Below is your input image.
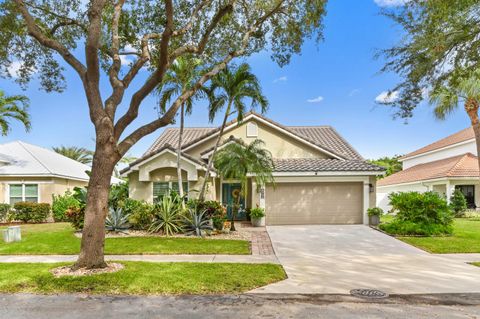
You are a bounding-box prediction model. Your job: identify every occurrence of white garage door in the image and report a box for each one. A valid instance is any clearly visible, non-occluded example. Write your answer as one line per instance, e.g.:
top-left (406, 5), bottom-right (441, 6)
top-left (265, 182), bottom-right (363, 225)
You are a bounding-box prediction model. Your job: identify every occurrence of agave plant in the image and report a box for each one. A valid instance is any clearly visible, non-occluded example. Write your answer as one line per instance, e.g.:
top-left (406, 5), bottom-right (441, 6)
top-left (105, 207), bottom-right (131, 233)
top-left (149, 192), bottom-right (183, 236)
top-left (183, 206), bottom-right (213, 237)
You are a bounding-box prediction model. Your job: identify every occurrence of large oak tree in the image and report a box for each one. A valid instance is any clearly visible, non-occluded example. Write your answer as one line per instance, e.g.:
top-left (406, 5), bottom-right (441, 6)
top-left (0, 0), bottom-right (327, 269)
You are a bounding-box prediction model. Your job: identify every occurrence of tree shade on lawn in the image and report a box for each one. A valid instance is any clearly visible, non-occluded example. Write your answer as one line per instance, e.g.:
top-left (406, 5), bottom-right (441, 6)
top-left (1, 0), bottom-right (328, 269)
top-left (0, 262), bottom-right (286, 295)
top-left (0, 223), bottom-right (250, 255)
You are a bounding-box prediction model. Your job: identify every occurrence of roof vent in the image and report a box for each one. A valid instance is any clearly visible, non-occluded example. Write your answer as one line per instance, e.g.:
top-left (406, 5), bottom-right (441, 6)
top-left (246, 122), bottom-right (258, 137)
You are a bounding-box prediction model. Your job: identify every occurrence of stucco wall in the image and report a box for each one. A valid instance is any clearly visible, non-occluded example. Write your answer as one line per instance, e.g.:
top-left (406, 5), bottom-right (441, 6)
top-left (402, 140), bottom-right (477, 169)
top-left (376, 182), bottom-right (429, 212)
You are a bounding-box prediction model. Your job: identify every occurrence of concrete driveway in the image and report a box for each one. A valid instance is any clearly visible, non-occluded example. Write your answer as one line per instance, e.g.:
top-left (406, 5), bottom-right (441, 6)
top-left (252, 225), bottom-right (480, 294)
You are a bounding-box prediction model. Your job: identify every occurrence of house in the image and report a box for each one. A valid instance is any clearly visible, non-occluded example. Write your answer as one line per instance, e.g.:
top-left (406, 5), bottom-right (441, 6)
top-left (0, 141), bottom-right (120, 205)
top-left (377, 127), bottom-right (480, 211)
top-left (122, 112), bottom-right (384, 225)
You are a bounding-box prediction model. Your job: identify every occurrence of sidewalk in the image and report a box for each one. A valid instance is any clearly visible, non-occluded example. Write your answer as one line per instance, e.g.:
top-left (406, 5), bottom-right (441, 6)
top-left (0, 254), bottom-right (279, 264)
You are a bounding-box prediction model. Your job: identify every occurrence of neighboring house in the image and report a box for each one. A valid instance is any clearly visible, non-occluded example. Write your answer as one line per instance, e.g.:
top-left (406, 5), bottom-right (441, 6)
top-left (121, 112), bottom-right (384, 225)
top-left (377, 127), bottom-right (480, 211)
top-left (0, 141), bottom-right (120, 205)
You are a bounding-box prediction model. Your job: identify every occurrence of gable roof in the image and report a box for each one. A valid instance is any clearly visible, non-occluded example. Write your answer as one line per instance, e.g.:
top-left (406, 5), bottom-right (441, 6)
top-left (402, 127), bottom-right (474, 160)
top-left (273, 158), bottom-right (384, 173)
top-left (145, 112), bottom-right (363, 160)
top-left (0, 141), bottom-right (92, 181)
top-left (378, 153), bottom-right (479, 187)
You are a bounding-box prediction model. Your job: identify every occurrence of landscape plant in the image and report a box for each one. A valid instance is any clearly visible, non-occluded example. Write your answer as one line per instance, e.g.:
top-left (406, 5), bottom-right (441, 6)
top-left (0, 90), bottom-right (31, 136)
top-left (250, 207), bottom-right (265, 219)
top-left (11, 202), bottom-right (50, 223)
top-left (124, 199), bottom-right (154, 230)
top-left (52, 191), bottom-right (80, 222)
top-left (0, 204), bottom-right (10, 222)
top-left (450, 189), bottom-right (468, 217)
top-left (105, 207), bottom-right (130, 233)
top-left (379, 191), bottom-right (454, 236)
top-left (149, 193), bottom-right (183, 236)
top-left (1, 0), bottom-right (328, 269)
top-left (187, 199), bottom-right (226, 230)
top-left (183, 206), bottom-right (213, 237)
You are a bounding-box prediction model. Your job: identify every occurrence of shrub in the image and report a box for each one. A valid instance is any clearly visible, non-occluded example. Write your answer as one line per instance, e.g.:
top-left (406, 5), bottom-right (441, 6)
top-left (382, 191), bottom-right (454, 236)
top-left (250, 207), bottom-right (265, 218)
top-left (367, 207), bottom-right (384, 217)
top-left (149, 193), bottom-right (183, 236)
top-left (52, 191), bottom-right (80, 222)
top-left (124, 198), bottom-right (154, 230)
top-left (105, 207), bottom-right (130, 233)
top-left (450, 189), bottom-right (468, 217)
top-left (65, 206), bottom-right (84, 230)
top-left (187, 199), bottom-right (226, 230)
top-left (0, 203), bottom-right (10, 222)
top-left (183, 206), bottom-right (213, 237)
top-left (11, 202), bottom-right (50, 223)
top-left (109, 182), bottom-right (129, 210)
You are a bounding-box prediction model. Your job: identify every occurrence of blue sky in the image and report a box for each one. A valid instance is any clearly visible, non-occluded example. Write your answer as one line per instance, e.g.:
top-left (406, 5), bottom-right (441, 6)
top-left (0, 0), bottom-right (472, 159)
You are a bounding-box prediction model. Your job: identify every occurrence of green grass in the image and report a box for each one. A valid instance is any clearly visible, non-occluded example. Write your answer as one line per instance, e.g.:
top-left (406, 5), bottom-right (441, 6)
top-left (472, 262), bottom-right (480, 267)
top-left (388, 218), bottom-right (480, 254)
top-left (0, 223), bottom-right (250, 255)
top-left (0, 262), bottom-right (286, 294)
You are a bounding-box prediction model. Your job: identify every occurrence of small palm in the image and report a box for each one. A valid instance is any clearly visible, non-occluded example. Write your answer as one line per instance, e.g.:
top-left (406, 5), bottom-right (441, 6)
top-left (0, 90), bottom-right (31, 136)
top-left (52, 146), bottom-right (93, 164)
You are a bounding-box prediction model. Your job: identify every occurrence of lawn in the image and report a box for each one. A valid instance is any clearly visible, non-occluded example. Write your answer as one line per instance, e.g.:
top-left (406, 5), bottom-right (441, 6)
top-left (0, 261), bottom-right (286, 294)
top-left (381, 217), bottom-right (480, 254)
top-left (0, 223), bottom-right (250, 255)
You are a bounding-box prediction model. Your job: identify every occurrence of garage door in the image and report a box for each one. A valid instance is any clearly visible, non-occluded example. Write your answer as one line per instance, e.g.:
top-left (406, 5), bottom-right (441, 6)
top-left (265, 182), bottom-right (363, 225)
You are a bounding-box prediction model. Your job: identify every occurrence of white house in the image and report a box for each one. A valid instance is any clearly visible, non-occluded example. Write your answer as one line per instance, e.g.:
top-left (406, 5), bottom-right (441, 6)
top-left (377, 127), bottom-right (480, 211)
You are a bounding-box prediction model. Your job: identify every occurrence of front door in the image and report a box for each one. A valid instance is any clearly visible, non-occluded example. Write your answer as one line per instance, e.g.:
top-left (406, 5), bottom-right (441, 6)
top-left (455, 185), bottom-right (476, 208)
top-left (222, 183), bottom-right (246, 220)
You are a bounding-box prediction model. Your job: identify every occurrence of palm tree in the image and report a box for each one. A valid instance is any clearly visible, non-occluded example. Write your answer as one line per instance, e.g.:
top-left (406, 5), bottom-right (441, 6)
top-left (214, 139), bottom-right (274, 231)
top-left (157, 56), bottom-right (204, 201)
top-left (53, 146), bottom-right (93, 164)
top-left (199, 63), bottom-right (268, 201)
top-left (430, 69), bottom-right (480, 183)
top-left (0, 90), bottom-right (31, 135)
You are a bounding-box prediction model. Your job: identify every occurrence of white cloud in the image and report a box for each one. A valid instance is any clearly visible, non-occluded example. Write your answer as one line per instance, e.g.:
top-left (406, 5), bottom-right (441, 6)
top-left (7, 61), bottom-right (37, 78)
top-left (374, 0), bottom-right (409, 7)
top-left (273, 76), bottom-right (287, 83)
top-left (375, 90), bottom-right (399, 103)
top-left (307, 96), bottom-right (324, 103)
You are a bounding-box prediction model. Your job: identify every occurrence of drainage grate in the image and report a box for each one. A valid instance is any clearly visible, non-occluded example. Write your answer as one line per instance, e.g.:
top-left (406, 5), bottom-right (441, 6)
top-left (350, 289), bottom-right (389, 299)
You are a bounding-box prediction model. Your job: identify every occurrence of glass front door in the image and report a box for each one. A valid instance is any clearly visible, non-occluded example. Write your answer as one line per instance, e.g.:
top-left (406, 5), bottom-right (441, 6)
top-left (222, 183), bottom-right (246, 220)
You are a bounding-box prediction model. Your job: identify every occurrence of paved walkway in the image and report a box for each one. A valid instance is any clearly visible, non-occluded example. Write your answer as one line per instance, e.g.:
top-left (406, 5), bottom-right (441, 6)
top-left (0, 254), bottom-right (279, 264)
top-left (252, 225), bottom-right (480, 295)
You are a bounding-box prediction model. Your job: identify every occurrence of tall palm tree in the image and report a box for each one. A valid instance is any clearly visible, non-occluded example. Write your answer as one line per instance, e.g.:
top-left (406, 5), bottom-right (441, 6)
top-left (53, 146), bottom-right (93, 164)
top-left (157, 56), bottom-right (204, 201)
top-left (214, 139), bottom-right (274, 231)
top-left (199, 63), bottom-right (268, 201)
top-left (430, 69), bottom-right (480, 183)
top-left (0, 90), bottom-right (31, 135)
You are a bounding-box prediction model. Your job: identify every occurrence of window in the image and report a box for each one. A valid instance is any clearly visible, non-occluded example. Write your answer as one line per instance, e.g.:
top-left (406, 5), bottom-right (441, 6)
top-left (246, 122), bottom-right (258, 137)
top-left (9, 184), bottom-right (39, 204)
top-left (153, 181), bottom-right (189, 202)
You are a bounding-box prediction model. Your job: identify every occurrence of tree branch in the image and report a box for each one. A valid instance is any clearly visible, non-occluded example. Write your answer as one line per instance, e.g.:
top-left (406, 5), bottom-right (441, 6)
top-left (172, 0), bottom-right (212, 37)
top-left (13, 0), bottom-right (87, 78)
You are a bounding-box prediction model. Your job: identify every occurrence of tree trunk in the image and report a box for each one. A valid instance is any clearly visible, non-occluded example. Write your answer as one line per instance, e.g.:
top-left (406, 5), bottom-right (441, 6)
top-left (465, 97), bottom-right (480, 184)
top-left (198, 101), bottom-right (232, 201)
top-left (74, 144), bottom-right (117, 270)
top-left (177, 103), bottom-right (185, 209)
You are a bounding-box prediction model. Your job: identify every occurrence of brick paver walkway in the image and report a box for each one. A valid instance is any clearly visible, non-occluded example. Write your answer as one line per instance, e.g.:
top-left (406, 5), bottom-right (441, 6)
top-left (251, 231), bottom-right (275, 255)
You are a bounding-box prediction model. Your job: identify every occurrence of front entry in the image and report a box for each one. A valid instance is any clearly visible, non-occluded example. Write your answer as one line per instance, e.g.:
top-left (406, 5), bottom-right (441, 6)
top-left (222, 183), bottom-right (246, 220)
top-left (455, 185), bottom-right (476, 208)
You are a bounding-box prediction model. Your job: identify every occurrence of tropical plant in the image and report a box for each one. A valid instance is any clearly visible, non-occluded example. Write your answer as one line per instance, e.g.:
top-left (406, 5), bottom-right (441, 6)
top-left (157, 56), bottom-right (204, 201)
top-left (250, 207), bottom-right (265, 219)
top-left (183, 206), bottom-right (213, 237)
top-left (187, 199), bottom-right (226, 230)
top-left (367, 207), bottom-right (384, 217)
top-left (52, 191), bottom-right (80, 222)
top-left (1, 0), bottom-right (327, 269)
top-left (52, 146), bottom-right (93, 164)
top-left (214, 139), bottom-right (274, 231)
top-left (123, 198), bottom-right (154, 230)
top-left (109, 182), bottom-right (129, 210)
top-left (199, 63), bottom-right (269, 201)
top-left (105, 207), bottom-right (131, 233)
top-left (450, 189), bottom-right (468, 217)
top-left (65, 206), bottom-right (84, 230)
top-left (149, 193), bottom-right (183, 236)
top-left (0, 90), bottom-right (31, 135)
top-left (368, 156), bottom-right (402, 178)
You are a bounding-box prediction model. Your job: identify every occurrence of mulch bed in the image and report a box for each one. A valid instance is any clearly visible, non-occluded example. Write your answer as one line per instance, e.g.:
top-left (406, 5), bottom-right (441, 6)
top-left (50, 263), bottom-right (124, 278)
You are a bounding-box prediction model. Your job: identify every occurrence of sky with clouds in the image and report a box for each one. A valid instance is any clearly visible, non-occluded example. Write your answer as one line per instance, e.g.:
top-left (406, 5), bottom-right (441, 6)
top-left (1, 0), bottom-right (472, 159)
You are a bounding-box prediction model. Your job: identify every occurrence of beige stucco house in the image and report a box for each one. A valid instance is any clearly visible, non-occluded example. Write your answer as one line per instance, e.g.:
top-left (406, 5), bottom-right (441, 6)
top-left (377, 127), bottom-right (480, 211)
top-left (0, 141), bottom-right (118, 205)
top-left (122, 112), bottom-right (383, 225)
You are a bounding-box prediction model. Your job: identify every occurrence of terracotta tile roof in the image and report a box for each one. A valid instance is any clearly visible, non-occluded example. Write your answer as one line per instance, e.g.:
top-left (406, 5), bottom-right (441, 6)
top-left (378, 153), bottom-right (480, 187)
top-left (402, 127), bottom-right (474, 159)
top-left (145, 112), bottom-right (363, 160)
top-left (273, 158), bottom-right (384, 172)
